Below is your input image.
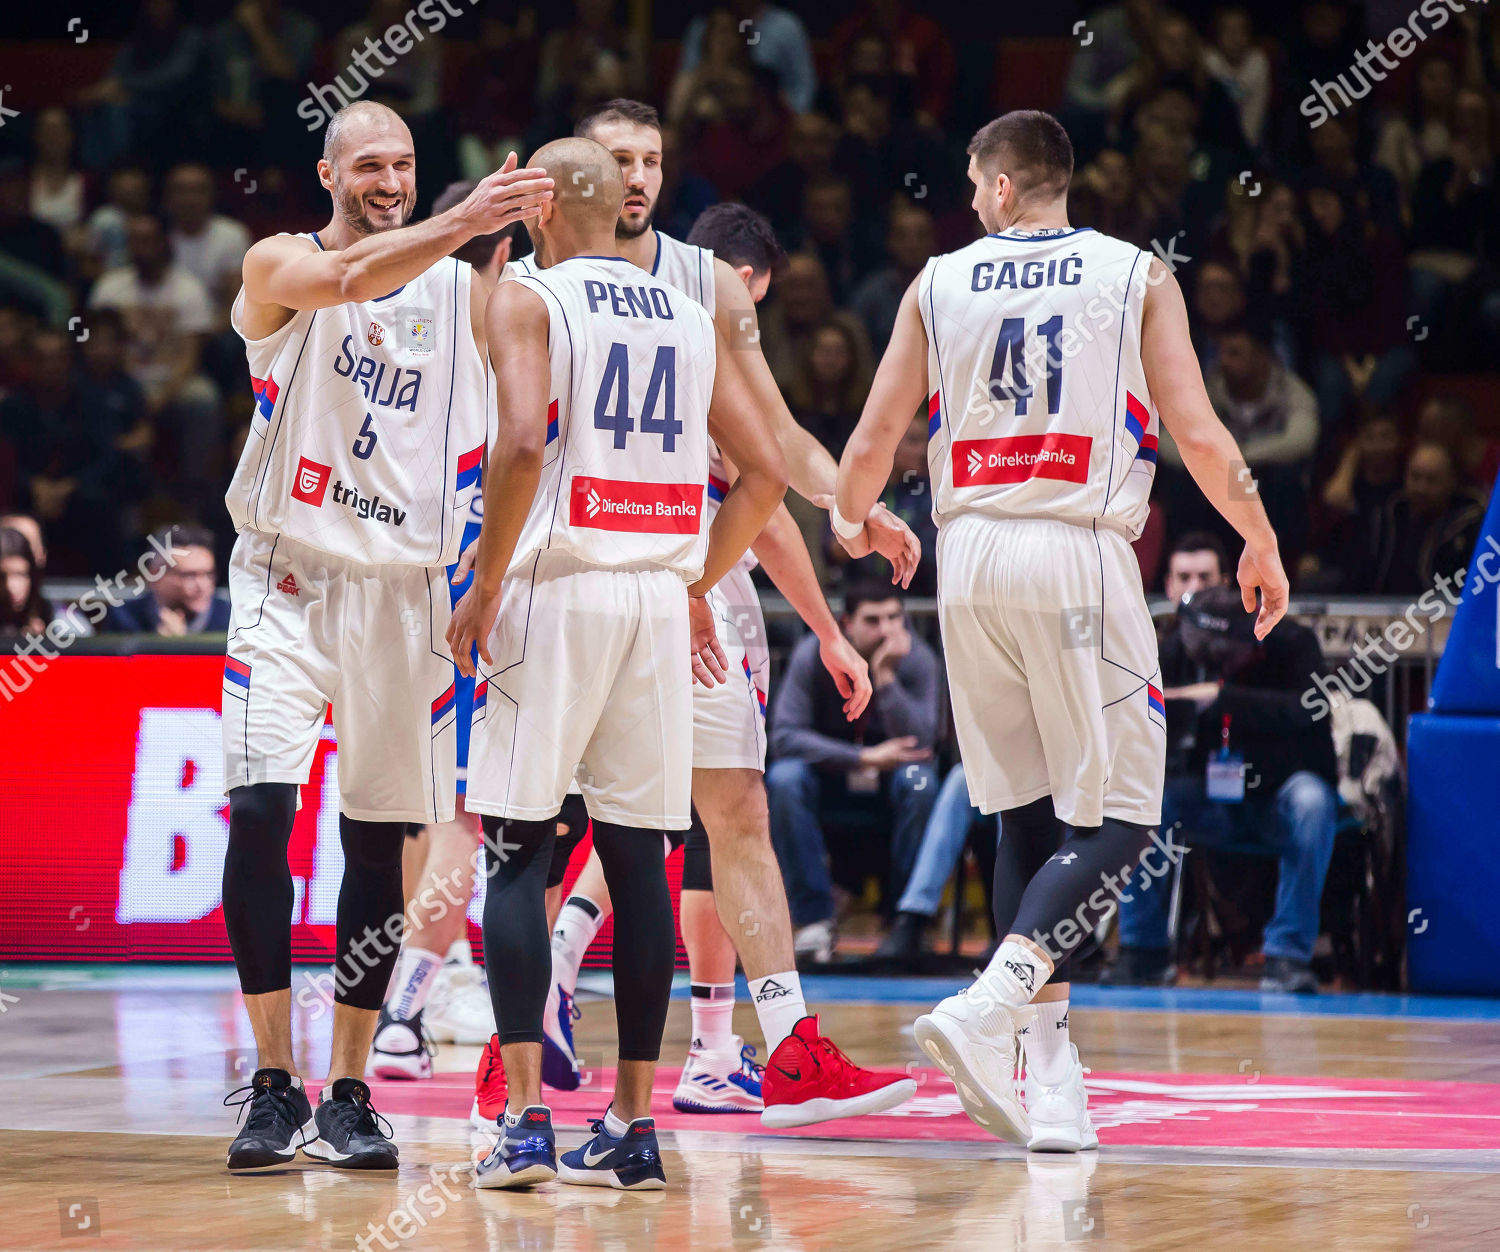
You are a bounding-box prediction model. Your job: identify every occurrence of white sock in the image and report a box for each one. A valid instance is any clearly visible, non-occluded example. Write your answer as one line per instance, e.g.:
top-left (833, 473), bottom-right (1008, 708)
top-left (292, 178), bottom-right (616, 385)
top-left (748, 971), bottom-right (807, 1052)
top-left (604, 1107), bottom-right (631, 1138)
top-left (386, 946), bottom-right (443, 1020)
top-left (1019, 998), bottom-right (1073, 1086)
top-left (689, 983), bottom-right (736, 1053)
top-left (551, 895), bottom-right (604, 997)
top-left (445, 935), bottom-right (473, 965)
top-left (978, 940), bottom-right (1051, 1009)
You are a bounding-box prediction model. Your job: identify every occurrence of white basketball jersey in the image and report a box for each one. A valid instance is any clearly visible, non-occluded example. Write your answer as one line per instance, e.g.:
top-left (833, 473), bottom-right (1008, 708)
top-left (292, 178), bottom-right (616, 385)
top-left (226, 235), bottom-right (487, 567)
top-left (920, 226), bottom-right (1157, 540)
top-left (505, 255), bottom-right (716, 580)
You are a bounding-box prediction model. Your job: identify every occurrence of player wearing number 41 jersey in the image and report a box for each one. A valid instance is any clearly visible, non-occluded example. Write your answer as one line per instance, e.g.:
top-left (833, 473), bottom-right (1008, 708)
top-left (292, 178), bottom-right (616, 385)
top-left (447, 136), bottom-right (786, 1191)
top-left (837, 109), bottom-right (1289, 1153)
top-left (216, 101), bottom-right (554, 1174)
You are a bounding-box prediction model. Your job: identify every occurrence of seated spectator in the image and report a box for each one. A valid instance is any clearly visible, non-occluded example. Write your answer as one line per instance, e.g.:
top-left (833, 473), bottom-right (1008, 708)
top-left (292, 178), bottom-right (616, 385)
top-left (1360, 441), bottom-right (1486, 595)
top-left (828, 0), bottom-right (957, 129)
top-left (1300, 410), bottom-right (1405, 591)
top-left (746, 112), bottom-right (839, 242)
top-left (1159, 317), bottom-right (1319, 557)
top-left (792, 175), bottom-right (870, 305)
top-left (1307, 114), bottom-right (1403, 237)
top-left (1106, 584), bottom-right (1340, 994)
top-left (783, 320), bottom-right (874, 458)
top-left (1417, 394), bottom-right (1500, 495)
top-left (83, 164), bottom-right (153, 279)
top-left (767, 583), bottom-right (940, 963)
top-left (206, 0), bottom-right (320, 170)
top-left (1117, 10), bottom-right (1247, 156)
top-left (1190, 259), bottom-right (1248, 374)
top-left (76, 0), bottom-right (205, 168)
top-left (163, 164), bottom-right (252, 329)
top-left (1203, 6), bottom-right (1270, 148)
top-left (0, 160), bottom-right (69, 324)
top-left (756, 252), bottom-right (874, 392)
top-left (536, 0), bottom-right (648, 116)
top-left (849, 202), bottom-right (935, 353)
top-left (1373, 53), bottom-right (1459, 211)
top-left (0, 513), bottom-right (46, 569)
top-left (0, 525), bottom-right (53, 638)
top-left (1302, 178), bottom-right (1413, 433)
top-left (102, 525), bottom-right (228, 635)
top-left (1062, 0), bottom-right (1162, 149)
top-left (89, 212), bottom-right (222, 520)
top-left (680, 1), bottom-right (816, 116)
top-left (877, 761), bottom-right (995, 964)
top-left (1163, 530), bottom-right (1230, 607)
top-left (28, 107), bottom-right (89, 243)
top-left (1069, 148), bottom-right (1151, 246)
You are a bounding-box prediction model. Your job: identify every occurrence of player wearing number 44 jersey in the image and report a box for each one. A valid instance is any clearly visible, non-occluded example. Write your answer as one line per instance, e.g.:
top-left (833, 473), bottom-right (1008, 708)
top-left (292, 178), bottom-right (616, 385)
top-left (510, 100), bottom-right (918, 1128)
top-left (446, 136), bottom-right (787, 1191)
top-left (837, 110), bottom-right (1290, 1153)
top-left (217, 101), bottom-right (555, 1173)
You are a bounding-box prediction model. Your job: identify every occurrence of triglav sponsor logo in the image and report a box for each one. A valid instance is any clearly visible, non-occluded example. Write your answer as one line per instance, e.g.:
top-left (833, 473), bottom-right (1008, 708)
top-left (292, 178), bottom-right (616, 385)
top-left (291, 457), bottom-right (332, 507)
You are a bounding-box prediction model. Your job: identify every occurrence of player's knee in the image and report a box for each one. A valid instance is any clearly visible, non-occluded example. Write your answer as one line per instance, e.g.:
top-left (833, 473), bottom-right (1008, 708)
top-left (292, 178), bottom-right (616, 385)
top-left (337, 816), bottom-right (408, 872)
top-left (681, 838), bottom-right (714, 892)
top-left (227, 783), bottom-right (297, 851)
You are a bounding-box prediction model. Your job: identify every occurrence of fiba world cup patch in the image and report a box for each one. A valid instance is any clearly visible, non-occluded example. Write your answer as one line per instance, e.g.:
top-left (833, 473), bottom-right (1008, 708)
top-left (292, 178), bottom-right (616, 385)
top-left (397, 307), bottom-right (436, 357)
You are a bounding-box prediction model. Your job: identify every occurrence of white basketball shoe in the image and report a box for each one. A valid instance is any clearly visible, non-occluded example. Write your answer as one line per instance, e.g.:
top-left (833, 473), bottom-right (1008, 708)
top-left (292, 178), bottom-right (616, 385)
top-left (913, 986), bottom-right (1029, 1144)
top-left (1024, 1044), bottom-right (1099, 1153)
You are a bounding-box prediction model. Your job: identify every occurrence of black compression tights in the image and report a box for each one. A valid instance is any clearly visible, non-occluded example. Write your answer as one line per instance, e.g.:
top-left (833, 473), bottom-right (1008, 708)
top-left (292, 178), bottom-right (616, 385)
top-left (994, 795), bottom-right (1156, 982)
top-left (482, 816), bottom-right (676, 1061)
top-left (223, 785), bottom-right (407, 1009)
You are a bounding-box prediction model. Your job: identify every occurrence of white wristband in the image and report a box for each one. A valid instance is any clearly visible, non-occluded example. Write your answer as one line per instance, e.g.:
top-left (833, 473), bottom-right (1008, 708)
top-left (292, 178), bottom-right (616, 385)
top-left (829, 501), bottom-right (865, 541)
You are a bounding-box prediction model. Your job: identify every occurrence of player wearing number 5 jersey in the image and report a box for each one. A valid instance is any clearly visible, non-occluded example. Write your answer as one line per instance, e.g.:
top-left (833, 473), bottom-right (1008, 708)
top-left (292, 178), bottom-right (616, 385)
top-left (448, 137), bottom-right (785, 1191)
top-left (837, 110), bottom-right (1289, 1154)
top-left (217, 101), bottom-right (553, 1175)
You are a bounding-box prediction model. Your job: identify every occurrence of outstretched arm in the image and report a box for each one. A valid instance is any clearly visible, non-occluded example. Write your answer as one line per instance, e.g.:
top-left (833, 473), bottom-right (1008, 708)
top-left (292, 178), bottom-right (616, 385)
top-left (694, 316), bottom-right (788, 596)
top-left (714, 260), bottom-right (919, 585)
top-left (241, 154), bottom-right (552, 323)
top-left (1141, 259), bottom-right (1288, 638)
top-left (447, 281), bottom-right (550, 675)
top-left (836, 276), bottom-right (927, 543)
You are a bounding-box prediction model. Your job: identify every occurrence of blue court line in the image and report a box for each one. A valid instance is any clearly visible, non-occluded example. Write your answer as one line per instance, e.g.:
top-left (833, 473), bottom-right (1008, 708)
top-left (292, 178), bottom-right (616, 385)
top-left (669, 974), bottom-right (1500, 1023)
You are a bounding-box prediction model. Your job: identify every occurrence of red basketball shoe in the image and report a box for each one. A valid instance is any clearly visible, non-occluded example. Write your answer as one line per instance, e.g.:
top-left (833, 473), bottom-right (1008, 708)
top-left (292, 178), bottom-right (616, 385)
top-left (469, 1034), bottom-right (508, 1130)
top-left (761, 1016), bottom-right (917, 1128)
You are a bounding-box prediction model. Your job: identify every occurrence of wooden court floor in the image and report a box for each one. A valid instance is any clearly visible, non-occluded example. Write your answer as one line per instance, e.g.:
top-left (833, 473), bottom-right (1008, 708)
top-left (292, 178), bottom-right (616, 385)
top-left (3, 974), bottom-right (1499, 1251)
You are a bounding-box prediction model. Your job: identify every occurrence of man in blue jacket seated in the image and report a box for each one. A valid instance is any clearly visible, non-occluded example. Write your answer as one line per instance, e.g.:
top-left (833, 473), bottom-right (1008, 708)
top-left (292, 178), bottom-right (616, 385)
top-left (766, 580), bottom-right (941, 964)
top-left (103, 524), bottom-right (230, 635)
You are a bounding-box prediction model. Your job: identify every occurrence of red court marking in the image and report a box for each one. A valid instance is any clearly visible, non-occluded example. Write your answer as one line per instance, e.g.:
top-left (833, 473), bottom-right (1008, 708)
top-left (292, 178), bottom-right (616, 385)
top-left (367, 1067), bottom-right (1500, 1152)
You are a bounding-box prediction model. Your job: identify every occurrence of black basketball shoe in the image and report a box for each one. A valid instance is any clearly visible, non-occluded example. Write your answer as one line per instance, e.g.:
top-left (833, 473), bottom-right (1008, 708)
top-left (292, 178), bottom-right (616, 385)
top-left (225, 1068), bottom-right (314, 1171)
top-left (302, 1077), bottom-right (399, 1169)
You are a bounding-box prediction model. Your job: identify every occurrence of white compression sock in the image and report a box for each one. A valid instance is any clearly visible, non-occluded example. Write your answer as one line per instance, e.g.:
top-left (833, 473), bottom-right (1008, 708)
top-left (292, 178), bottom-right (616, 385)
top-left (689, 983), bottom-right (737, 1053)
top-left (748, 971), bottom-right (807, 1052)
top-left (604, 1107), bottom-right (631, 1137)
top-left (978, 940), bottom-right (1052, 1009)
top-left (1018, 998), bottom-right (1073, 1086)
top-left (387, 946), bottom-right (443, 1020)
top-left (551, 895), bottom-right (604, 997)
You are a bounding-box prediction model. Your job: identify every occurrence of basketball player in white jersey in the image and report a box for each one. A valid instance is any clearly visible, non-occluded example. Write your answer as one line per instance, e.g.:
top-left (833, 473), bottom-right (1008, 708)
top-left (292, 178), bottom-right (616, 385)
top-left (836, 110), bottom-right (1289, 1151)
top-left (218, 101), bottom-right (553, 1172)
top-left (509, 100), bottom-right (918, 1129)
top-left (447, 136), bottom-right (785, 1190)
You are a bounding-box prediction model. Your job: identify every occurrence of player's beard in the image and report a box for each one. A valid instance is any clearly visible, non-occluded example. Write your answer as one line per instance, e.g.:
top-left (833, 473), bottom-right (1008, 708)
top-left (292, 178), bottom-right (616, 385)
top-left (334, 180), bottom-right (414, 236)
top-left (616, 202), bottom-right (654, 240)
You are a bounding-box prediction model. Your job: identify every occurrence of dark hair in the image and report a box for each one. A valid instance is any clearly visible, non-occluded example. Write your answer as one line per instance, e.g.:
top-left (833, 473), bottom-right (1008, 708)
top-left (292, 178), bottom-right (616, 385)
top-left (686, 202), bottom-right (785, 274)
top-left (431, 180), bottom-right (524, 268)
top-left (0, 527), bottom-right (48, 632)
top-left (843, 579), bottom-right (902, 620)
top-left (149, 524), bottom-right (215, 561)
top-left (967, 110), bottom-right (1074, 200)
top-left (575, 98), bottom-right (661, 140)
top-left (1168, 530), bottom-right (1228, 573)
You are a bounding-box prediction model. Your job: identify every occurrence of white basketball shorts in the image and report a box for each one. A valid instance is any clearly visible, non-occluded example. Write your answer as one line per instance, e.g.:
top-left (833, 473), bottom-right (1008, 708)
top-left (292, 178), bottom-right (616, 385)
top-left (465, 549), bottom-right (693, 830)
top-left (937, 513), bottom-right (1165, 827)
top-left (221, 529), bottom-right (457, 823)
top-left (693, 560), bottom-right (769, 772)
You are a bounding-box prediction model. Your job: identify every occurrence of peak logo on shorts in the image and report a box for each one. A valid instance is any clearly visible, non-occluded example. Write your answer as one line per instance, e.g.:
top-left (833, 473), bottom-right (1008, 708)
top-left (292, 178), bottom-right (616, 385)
top-left (569, 476), bottom-right (704, 534)
top-left (291, 457), bottom-right (332, 506)
top-left (953, 433), bottom-right (1092, 487)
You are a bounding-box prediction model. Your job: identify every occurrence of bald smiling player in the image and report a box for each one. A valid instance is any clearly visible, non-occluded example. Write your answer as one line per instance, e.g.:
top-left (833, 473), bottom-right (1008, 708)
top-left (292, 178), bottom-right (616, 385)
top-left (218, 101), bottom-right (551, 1173)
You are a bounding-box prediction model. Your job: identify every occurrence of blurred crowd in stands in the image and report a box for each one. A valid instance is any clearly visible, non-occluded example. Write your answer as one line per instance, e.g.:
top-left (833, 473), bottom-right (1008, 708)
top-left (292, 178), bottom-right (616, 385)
top-left (0, 0), bottom-right (1497, 607)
